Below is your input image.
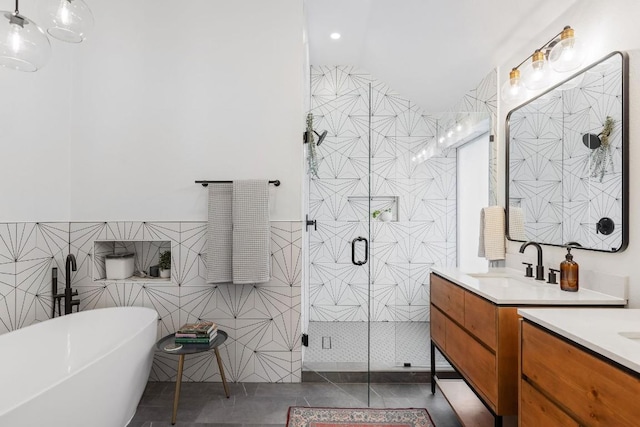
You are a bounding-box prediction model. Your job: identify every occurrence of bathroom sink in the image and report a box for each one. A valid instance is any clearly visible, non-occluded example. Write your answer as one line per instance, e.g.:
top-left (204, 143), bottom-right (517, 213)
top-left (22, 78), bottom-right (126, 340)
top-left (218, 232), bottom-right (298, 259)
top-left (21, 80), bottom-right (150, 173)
top-left (618, 332), bottom-right (640, 343)
top-left (466, 272), bottom-right (512, 278)
top-left (471, 276), bottom-right (535, 288)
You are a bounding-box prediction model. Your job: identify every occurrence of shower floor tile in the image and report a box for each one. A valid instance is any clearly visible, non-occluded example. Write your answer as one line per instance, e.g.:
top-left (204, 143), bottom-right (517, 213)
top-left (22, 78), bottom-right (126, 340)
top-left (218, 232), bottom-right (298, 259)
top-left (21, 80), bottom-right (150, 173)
top-left (303, 321), bottom-right (451, 372)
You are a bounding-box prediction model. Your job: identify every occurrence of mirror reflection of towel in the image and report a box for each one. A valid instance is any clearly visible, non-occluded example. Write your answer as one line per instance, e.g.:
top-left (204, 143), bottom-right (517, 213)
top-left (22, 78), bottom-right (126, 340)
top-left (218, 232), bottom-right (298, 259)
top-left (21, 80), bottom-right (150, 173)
top-left (508, 207), bottom-right (527, 241)
top-left (478, 206), bottom-right (505, 261)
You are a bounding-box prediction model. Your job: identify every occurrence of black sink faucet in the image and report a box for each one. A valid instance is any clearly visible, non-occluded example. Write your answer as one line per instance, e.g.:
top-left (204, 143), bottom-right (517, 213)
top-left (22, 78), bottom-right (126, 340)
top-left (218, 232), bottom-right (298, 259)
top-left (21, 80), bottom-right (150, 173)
top-left (519, 241), bottom-right (544, 281)
top-left (64, 254), bottom-right (80, 315)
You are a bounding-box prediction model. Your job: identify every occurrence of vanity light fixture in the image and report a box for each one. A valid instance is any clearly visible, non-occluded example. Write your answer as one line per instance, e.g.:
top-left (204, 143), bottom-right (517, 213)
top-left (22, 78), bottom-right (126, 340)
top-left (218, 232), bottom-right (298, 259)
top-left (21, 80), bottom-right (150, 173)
top-left (0, 0), bottom-right (93, 72)
top-left (502, 25), bottom-right (586, 102)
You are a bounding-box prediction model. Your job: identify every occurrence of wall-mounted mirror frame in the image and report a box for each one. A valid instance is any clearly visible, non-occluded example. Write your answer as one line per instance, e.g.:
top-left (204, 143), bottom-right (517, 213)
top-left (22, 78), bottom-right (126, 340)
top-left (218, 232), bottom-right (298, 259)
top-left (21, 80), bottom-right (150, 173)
top-left (506, 51), bottom-right (628, 252)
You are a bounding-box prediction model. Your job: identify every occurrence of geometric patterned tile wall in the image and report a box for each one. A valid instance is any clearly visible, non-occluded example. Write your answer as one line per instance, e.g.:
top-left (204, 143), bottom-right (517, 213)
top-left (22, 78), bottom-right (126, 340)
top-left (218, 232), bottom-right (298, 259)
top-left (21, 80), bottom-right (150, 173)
top-left (308, 66), bottom-right (457, 322)
top-left (508, 55), bottom-right (623, 251)
top-left (0, 220), bottom-right (302, 383)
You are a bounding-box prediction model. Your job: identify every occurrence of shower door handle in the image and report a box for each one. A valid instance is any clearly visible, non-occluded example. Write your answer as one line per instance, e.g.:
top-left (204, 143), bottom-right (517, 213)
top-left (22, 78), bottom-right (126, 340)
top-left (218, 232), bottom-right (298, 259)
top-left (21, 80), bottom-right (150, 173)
top-left (351, 237), bottom-right (369, 266)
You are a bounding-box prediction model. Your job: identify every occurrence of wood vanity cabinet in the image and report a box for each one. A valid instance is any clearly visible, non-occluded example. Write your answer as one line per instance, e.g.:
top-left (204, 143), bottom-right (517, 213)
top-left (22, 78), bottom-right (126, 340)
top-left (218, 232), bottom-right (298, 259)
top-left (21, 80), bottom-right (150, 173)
top-left (520, 320), bottom-right (640, 426)
top-left (430, 273), bottom-right (520, 417)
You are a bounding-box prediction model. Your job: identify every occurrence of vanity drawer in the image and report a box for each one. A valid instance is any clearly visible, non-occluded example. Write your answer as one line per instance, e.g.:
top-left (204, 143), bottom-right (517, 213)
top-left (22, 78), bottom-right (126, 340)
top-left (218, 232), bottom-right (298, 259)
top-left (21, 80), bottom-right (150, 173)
top-left (430, 304), bottom-right (446, 349)
top-left (446, 317), bottom-right (498, 410)
top-left (522, 321), bottom-right (640, 426)
top-left (430, 274), bottom-right (464, 324)
top-left (464, 291), bottom-right (497, 350)
top-left (520, 379), bottom-right (579, 427)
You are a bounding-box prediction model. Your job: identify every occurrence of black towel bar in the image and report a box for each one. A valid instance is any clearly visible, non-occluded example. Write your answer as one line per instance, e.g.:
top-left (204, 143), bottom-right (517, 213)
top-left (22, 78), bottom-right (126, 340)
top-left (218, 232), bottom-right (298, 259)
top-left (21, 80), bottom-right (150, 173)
top-left (195, 180), bottom-right (280, 187)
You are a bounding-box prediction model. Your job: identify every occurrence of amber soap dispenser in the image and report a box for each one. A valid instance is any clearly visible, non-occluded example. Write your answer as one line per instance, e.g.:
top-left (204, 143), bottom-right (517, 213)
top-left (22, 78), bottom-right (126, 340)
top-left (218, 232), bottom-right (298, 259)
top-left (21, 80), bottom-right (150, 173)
top-left (560, 247), bottom-right (579, 292)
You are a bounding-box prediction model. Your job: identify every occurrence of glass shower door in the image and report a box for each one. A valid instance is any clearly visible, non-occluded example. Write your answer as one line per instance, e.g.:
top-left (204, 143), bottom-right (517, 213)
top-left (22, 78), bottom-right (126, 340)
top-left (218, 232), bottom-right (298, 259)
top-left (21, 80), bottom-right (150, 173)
top-left (305, 68), bottom-right (373, 405)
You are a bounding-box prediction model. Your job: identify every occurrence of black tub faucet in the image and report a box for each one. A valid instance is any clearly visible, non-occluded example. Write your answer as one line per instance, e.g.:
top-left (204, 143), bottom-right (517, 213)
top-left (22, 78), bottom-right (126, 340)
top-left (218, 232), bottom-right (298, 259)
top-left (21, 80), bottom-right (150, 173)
top-left (519, 241), bottom-right (544, 281)
top-left (64, 254), bottom-right (80, 315)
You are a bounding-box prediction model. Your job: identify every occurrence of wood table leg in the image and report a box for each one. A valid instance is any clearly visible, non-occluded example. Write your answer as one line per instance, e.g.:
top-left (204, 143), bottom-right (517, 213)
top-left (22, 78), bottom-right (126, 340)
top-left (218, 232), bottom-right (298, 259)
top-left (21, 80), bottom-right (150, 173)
top-left (214, 347), bottom-right (230, 398)
top-left (172, 354), bottom-right (185, 425)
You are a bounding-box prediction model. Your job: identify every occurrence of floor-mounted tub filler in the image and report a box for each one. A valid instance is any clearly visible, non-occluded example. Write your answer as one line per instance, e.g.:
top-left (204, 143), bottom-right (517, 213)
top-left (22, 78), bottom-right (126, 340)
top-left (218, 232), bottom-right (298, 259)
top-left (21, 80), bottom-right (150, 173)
top-left (0, 306), bottom-right (158, 427)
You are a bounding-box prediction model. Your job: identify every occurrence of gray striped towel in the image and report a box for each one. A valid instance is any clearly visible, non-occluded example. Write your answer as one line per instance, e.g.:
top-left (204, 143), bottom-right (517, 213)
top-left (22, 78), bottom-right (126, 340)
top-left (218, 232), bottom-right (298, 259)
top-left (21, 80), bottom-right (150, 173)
top-left (207, 183), bottom-right (233, 283)
top-left (232, 180), bottom-right (271, 284)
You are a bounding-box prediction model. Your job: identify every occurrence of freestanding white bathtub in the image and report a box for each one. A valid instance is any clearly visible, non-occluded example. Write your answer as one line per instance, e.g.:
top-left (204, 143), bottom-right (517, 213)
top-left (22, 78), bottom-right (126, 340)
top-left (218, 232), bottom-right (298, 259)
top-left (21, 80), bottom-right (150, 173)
top-left (0, 306), bottom-right (158, 427)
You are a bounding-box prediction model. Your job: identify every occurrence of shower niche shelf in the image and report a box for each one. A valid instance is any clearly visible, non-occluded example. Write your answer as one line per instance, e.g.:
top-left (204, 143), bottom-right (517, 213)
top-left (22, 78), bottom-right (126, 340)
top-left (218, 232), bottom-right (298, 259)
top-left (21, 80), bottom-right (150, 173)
top-left (93, 240), bottom-right (172, 282)
top-left (347, 195), bottom-right (399, 222)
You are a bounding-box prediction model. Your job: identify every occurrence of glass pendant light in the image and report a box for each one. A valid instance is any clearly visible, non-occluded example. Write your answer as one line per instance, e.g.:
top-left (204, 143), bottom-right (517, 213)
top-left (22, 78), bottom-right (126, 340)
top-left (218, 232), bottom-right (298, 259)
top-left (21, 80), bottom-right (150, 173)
top-left (501, 68), bottom-right (527, 103)
top-left (40, 0), bottom-right (93, 43)
top-left (549, 26), bottom-right (585, 73)
top-left (0, 0), bottom-right (51, 71)
top-left (522, 49), bottom-right (552, 90)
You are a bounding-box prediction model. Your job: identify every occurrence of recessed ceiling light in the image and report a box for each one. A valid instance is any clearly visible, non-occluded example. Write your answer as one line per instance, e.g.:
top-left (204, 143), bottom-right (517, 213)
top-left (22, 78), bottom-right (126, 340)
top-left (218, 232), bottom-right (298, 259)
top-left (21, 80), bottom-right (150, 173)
top-left (330, 33), bottom-right (341, 40)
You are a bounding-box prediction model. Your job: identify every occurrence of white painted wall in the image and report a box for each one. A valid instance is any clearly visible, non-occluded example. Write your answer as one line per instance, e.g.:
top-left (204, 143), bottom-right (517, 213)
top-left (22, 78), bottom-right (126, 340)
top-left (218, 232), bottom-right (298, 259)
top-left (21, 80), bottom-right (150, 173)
top-left (497, 0), bottom-right (640, 306)
top-left (1, 0), bottom-right (304, 222)
top-left (0, 0), bottom-right (75, 221)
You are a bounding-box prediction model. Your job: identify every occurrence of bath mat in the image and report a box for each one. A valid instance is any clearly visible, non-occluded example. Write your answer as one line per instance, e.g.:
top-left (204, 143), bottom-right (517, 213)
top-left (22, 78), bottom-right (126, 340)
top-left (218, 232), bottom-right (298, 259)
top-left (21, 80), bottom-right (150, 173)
top-left (286, 407), bottom-right (435, 427)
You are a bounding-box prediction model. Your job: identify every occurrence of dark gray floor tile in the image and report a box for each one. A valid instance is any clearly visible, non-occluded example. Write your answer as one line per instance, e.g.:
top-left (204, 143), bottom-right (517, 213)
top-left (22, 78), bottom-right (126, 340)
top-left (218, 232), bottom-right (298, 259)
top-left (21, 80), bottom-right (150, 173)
top-left (197, 396), bottom-right (296, 424)
top-left (133, 381), bottom-right (460, 427)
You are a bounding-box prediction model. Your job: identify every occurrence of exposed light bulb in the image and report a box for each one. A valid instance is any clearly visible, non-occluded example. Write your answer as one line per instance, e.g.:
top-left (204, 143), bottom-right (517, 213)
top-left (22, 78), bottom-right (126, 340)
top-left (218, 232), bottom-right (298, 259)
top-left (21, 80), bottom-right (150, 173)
top-left (456, 123), bottom-right (462, 132)
top-left (330, 32), bottom-right (341, 40)
top-left (57, 0), bottom-right (71, 25)
top-left (522, 50), bottom-right (553, 91)
top-left (9, 23), bottom-right (21, 52)
top-left (438, 137), bottom-right (445, 144)
top-left (549, 26), bottom-right (585, 73)
top-left (447, 130), bottom-right (453, 138)
top-left (501, 68), bottom-right (527, 103)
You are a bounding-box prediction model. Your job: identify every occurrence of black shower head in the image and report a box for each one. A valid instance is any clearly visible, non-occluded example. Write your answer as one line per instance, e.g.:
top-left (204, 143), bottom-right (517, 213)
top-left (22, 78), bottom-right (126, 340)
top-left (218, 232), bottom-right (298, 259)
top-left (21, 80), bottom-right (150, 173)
top-left (315, 130), bottom-right (328, 146)
top-left (303, 129), bottom-right (328, 146)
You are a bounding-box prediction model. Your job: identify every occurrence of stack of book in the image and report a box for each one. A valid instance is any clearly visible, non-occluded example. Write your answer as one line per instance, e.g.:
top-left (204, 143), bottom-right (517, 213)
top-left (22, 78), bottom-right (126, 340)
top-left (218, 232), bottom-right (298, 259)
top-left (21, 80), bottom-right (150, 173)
top-left (174, 320), bottom-right (217, 345)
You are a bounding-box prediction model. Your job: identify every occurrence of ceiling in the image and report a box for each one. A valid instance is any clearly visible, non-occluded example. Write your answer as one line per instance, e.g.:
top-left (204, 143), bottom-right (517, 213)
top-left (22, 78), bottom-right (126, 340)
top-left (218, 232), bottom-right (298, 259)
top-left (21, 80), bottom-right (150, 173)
top-left (306, 0), bottom-right (578, 112)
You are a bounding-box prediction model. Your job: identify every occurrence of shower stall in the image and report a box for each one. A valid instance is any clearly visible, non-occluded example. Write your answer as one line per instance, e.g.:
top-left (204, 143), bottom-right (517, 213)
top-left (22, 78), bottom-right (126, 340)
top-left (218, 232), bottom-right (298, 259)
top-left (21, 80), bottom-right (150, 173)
top-left (302, 65), bottom-right (490, 401)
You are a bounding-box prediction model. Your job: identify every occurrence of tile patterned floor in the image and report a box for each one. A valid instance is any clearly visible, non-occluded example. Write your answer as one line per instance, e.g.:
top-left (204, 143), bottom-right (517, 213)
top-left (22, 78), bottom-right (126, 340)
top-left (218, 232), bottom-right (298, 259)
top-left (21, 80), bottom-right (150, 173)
top-left (130, 382), bottom-right (461, 427)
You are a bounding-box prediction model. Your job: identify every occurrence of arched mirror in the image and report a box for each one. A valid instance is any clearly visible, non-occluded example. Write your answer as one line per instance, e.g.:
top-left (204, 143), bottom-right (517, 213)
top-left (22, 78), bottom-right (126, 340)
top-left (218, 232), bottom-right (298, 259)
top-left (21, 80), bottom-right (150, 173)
top-left (506, 51), bottom-right (628, 252)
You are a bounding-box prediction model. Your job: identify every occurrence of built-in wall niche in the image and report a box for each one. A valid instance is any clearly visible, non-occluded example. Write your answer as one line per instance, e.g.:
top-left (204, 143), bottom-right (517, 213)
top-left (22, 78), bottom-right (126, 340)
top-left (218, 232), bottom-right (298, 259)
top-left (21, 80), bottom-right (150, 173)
top-left (347, 195), bottom-right (400, 222)
top-left (93, 240), bottom-right (171, 282)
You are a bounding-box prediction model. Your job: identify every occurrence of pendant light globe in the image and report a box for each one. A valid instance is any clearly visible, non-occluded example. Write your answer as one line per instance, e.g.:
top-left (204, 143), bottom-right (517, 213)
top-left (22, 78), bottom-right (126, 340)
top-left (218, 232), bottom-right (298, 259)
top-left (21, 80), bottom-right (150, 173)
top-left (501, 68), bottom-right (527, 103)
top-left (0, 10), bottom-right (51, 71)
top-left (549, 26), bottom-right (585, 73)
top-left (522, 50), bottom-right (552, 91)
top-left (40, 0), bottom-right (94, 43)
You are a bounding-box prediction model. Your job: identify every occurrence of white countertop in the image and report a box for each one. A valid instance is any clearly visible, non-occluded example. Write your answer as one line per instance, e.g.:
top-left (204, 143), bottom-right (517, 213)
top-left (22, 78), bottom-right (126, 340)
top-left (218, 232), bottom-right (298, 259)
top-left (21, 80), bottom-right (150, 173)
top-left (431, 266), bottom-right (627, 305)
top-left (518, 308), bottom-right (640, 374)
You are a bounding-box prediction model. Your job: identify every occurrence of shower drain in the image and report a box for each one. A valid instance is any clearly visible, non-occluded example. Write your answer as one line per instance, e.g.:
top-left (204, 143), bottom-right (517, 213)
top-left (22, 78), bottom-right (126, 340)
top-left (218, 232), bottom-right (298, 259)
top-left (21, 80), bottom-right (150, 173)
top-left (322, 336), bottom-right (332, 349)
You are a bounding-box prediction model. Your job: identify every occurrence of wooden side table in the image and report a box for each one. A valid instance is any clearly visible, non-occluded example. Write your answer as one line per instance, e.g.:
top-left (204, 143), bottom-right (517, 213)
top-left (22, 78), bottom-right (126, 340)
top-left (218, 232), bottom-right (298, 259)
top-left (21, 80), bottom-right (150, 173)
top-left (156, 330), bottom-right (230, 425)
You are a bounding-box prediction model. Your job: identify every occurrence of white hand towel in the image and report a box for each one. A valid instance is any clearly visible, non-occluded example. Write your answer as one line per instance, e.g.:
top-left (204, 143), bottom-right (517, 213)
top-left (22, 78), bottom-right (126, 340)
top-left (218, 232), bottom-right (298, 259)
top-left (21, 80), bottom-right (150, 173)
top-left (232, 180), bottom-right (271, 284)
